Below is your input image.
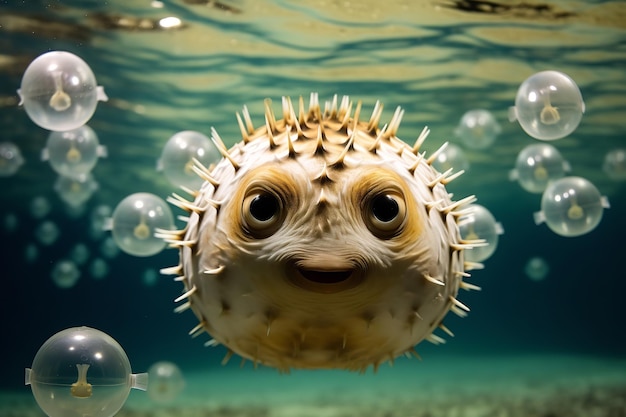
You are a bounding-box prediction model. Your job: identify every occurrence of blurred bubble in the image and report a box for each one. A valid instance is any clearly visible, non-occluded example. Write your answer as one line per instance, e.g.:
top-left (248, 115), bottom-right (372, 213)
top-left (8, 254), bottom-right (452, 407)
top-left (602, 148), bottom-right (626, 181)
top-left (0, 142), bottom-right (25, 177)
top-left (455, 109), bottom-right (501, 150)
top-left (142, 268), bottom-right (158, 287)
top-left (147, 361), bottom-right (185, 403)
top-left (54, 173), bottom-right (98, 207)
top-left (51, 259), bottom-right (81, 289)
top-left (509, 70), bottom-right (584, 141)
top-left (35, 220), bottom-right (60, 246)
top-left (89, 204), bottom-right (112, 241)
top-left (89, 257), bottom-right (109, 280)
top-left (3, 212), bottom-right (18, 233)
top-left (30, 196), bottom-right (52, 219)
top-left (69, 243), bottom-right (90, 266)
top-left (524, 256), bottom-right (549, 281)
top-left (24, 243), bottom-right (39, 263)
top-left (100, 236), bottom-right (120, 259)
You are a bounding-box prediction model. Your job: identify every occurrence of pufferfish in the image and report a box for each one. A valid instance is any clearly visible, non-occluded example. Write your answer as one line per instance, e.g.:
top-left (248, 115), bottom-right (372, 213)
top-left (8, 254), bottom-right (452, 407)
top-left (158, 93), bottom-right (484, 372)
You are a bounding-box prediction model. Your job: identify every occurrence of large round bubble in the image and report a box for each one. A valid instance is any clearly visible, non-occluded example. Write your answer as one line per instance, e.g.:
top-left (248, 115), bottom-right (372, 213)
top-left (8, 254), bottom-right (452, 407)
top-left (25, 326), bottom-right (147, 417)
top-left (111, 192), bottom-right (174, 257)
top-left (510, 143), bottom-right (568, 193)
top-left (534, 176), bottom-right (609, 237)
top-left (509, 71), bottom-right (584, 141)
top-left (18, 51), bottom-right (108, 131)
top-left (602, 148), bottom-right (626, 181)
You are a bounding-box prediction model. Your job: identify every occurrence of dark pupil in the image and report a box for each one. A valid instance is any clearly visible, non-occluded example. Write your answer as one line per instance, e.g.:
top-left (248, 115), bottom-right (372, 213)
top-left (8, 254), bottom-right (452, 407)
top-left (372, 195), bottom-right (399, 222)
top-left (250, 194), bottom-right (278, 221)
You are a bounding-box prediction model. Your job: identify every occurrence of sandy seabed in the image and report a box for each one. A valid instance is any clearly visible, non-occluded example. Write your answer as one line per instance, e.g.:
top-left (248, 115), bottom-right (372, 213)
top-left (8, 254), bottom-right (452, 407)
top-left (2, 354), bottom-right (625, 417)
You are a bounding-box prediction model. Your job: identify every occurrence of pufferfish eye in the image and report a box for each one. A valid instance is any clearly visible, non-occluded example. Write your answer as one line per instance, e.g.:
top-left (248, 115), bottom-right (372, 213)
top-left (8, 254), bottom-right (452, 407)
top-left (242, 190), bottom-right (283, 238)
top-left (365, 192), bottom-right (407, 238)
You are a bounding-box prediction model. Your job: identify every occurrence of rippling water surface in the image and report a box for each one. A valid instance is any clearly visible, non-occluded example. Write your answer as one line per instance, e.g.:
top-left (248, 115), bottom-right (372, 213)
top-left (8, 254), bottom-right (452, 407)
top-left (0, 0), bottom-right (625, 414)
top-left (2, 1), bottom-right (625, 199)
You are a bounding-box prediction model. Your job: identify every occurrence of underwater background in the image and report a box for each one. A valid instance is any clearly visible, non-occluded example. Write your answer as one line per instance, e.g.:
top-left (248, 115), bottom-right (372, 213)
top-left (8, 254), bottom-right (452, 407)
top-left (0, 0), bottom-right (625, 415)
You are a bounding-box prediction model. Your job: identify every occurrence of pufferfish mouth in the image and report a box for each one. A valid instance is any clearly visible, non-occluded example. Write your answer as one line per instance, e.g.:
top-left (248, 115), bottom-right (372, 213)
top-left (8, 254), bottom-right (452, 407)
top-left (287, 260), bottom-right (364, 294)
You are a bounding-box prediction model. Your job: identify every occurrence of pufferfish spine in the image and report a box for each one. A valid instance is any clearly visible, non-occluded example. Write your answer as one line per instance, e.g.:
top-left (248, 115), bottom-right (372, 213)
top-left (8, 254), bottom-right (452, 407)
top-left (158, 93), bottom-right (484, 372)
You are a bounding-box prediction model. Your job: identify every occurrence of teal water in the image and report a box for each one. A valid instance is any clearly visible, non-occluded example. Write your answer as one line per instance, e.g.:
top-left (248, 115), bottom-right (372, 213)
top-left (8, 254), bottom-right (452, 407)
top-left (0, 1), bottom-right (625, 415)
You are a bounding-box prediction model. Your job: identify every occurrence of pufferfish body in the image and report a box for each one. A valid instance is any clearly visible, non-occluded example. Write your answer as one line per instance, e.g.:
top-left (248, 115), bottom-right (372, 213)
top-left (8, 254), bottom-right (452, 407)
top-left (159, 93), bottom-right (483, 372)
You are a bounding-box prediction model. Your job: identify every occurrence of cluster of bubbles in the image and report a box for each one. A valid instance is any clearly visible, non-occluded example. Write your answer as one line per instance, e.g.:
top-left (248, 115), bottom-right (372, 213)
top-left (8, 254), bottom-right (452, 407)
top-left (436, 95), bottom-right (504, 265)
top-left (12, 193), bottom-right (187, 415)
top-left (9, 51), bottom-right (110, 208)
top-left (4, 192), bottom-right (179, 292)
top-left (13, 50), bottom-right (201, 417)
top-left (13, 52), bottom-right (192, 289)
top-left (448, 70), bottom-right (616, 280)
top-left (103, 129), bottom-right (223, 257)
top-left (2, 197), bottom-right (124, 290)
top-left (1, 49), bottom-right (105, 262)
top-left (9, 58), bottom-right (226, 384)
top-left (507, 71), bottom-right (610, 238)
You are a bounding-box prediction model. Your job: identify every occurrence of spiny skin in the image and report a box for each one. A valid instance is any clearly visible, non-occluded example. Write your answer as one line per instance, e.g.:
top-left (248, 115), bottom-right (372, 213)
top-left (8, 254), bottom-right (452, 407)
top-left (160, 94), bottom-right (482, 372)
